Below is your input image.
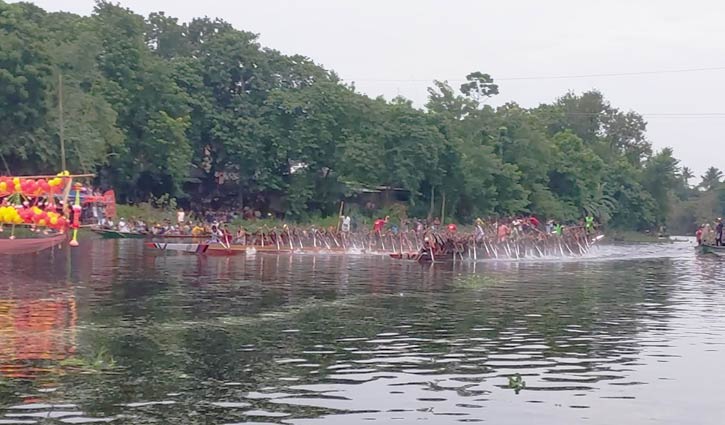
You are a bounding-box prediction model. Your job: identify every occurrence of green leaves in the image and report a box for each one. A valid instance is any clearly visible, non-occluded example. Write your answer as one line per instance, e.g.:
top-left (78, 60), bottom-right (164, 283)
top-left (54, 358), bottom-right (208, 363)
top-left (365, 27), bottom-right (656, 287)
top-left (0, 1), bottom-right (697, 229)
top-left (0, 1), bottom-right (52, 163)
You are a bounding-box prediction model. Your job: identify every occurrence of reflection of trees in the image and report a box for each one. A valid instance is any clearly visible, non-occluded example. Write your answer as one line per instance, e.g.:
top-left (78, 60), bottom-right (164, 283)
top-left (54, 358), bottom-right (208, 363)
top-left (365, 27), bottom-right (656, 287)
top-left (0, 250), bottom-right (680, 422)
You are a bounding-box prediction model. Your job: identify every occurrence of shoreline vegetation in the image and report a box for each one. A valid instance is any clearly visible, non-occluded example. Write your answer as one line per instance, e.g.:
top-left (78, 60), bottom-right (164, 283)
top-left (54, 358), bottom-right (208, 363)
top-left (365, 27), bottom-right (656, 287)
top-left (1, 1), bottom-right (723, 235)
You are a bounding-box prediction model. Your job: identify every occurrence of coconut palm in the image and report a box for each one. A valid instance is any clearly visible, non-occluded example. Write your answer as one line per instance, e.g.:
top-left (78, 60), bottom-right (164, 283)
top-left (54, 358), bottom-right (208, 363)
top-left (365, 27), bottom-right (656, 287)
top-left (681, 166), bottom-right (695, 187)
top-left (700, 167), bottom-right (723, 191)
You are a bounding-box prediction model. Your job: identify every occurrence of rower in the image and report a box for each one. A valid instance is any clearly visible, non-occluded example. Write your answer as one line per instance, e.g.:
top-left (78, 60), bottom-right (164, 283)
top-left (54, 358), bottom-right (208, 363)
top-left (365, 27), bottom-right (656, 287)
top-left (585, 214), bottom-right (595, 235)
top-left (209, 223), bottom-right (223, 244)
top-left (341, 216), bottom-right (351, 233)
top-left (497, 222), bottom-right (509, 242)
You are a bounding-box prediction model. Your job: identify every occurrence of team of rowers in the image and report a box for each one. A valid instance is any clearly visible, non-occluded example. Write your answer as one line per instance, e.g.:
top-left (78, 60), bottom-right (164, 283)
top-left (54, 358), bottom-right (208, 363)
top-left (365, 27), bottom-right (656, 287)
top-left (100, 212), bottom-right (599, 255)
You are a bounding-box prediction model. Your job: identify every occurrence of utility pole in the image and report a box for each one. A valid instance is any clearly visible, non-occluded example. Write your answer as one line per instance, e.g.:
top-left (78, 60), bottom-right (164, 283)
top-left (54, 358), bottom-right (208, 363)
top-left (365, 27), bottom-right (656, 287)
top-left (58, 72), bottom-right (66, 171)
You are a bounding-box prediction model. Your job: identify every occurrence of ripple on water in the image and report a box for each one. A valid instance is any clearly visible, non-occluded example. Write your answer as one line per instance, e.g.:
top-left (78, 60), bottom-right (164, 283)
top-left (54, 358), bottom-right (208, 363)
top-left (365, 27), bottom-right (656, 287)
top-left (0, 240), bottom-right (721, 424)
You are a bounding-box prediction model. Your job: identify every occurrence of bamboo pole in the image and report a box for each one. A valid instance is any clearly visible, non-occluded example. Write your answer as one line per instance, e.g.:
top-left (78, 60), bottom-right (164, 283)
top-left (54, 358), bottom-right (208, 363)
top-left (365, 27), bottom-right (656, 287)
top-left (337, 201), bottom-right (344, 231)
top-left (59, 72), bottom-right (66, 172)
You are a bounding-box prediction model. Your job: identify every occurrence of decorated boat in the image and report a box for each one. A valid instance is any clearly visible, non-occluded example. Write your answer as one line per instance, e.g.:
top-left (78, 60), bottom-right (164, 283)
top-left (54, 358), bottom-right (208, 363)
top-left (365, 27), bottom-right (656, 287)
top-left (0, 233), bottom-right (67, 255)
top-left (0, 172), bottom-right (91, 255)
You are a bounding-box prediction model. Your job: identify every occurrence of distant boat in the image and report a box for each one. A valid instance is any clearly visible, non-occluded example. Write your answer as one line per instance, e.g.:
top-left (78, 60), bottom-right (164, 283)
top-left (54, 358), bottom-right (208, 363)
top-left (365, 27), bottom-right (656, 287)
top-left (92, 229), bottom-right (206, 240)
top-left (92, 229), bottom-right (147, 239)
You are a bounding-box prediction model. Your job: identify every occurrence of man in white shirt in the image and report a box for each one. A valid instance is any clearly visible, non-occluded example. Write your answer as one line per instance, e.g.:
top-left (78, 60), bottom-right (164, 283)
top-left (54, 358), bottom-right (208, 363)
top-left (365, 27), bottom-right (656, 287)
top-left (342, 216), bottom-right (351, 233)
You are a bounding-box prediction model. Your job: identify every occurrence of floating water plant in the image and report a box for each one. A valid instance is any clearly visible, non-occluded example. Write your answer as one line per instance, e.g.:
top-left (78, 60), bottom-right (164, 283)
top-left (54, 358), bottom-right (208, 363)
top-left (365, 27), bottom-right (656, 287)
top-left (59, 347), bottom-right (117, 373)
top-left (508, 374), bottom-right (526, 394)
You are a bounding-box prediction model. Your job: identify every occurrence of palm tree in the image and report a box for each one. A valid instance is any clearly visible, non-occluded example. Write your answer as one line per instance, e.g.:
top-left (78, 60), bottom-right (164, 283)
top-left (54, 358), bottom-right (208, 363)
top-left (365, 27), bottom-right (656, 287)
top-left (583, 183), bottom-right (618, 223)
top-left (681, 166), bottom-right (694, 187)
top-left (700, 167), bottom-right (723, 191)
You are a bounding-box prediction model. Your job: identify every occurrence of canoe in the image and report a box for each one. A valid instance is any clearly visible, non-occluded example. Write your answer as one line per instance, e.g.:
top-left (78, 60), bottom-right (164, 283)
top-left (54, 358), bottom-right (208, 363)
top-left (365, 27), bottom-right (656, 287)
top-left (93, 229), bottom-right (147, 239)
top-left (696, 244), bottom-right (725, 256)
top-left (390, 252), bottom-right (434, 262)
top-left (390, 252), bottom-right (420, 260)
top-left (145, 242), bottom-right (245, 255)
top-left (94, 229), bottom-right (206, 239)
top-left (149, 234), bottom-right (208, 239)
top-left (146, 242), bottom-right (209, 254)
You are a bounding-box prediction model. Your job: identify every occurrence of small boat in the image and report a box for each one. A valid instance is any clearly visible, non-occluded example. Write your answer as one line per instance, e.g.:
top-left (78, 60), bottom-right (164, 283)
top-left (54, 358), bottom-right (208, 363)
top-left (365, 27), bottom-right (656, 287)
top-left (390, 251), bottom-right (436, 263)
top-left (149, 233), bottom-right (208, 239)
top-left (696, 244), bottom-right (725, 256)
top-left (145, 242), bottom-right (245, 255)
top-left (391, 252), bottom-right (423, 260)
top-left (93, 229), bottom-right (147, 239)
top-left (93, 229), bottom-right (206, 240)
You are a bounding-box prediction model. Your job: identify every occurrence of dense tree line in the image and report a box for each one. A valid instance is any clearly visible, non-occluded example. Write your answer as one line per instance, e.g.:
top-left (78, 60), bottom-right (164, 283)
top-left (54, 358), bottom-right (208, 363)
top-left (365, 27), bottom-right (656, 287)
top-left (0, 0), bottom-right (718, 231)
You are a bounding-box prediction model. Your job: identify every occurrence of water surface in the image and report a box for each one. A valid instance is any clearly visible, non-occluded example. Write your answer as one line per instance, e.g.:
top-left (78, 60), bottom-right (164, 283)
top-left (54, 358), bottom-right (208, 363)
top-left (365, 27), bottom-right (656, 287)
top-left (0, 239), bottom-right (723, 424)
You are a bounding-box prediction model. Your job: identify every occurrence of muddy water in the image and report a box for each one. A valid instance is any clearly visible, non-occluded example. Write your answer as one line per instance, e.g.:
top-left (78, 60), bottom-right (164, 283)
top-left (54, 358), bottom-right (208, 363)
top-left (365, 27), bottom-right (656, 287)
top-left (0, 239), bottom-right (723, 424)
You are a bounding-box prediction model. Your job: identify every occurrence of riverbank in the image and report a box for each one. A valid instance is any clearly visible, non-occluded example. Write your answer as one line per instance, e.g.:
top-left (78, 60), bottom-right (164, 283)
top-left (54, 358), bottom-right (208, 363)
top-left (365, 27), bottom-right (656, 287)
top-left (606, 230), bottom-right (671, 243)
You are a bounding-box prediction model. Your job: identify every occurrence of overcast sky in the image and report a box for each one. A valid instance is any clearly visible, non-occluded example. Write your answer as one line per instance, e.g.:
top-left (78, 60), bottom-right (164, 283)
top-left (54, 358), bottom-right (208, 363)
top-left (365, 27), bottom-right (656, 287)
top-left (13, 0), bottom-right (725, 178)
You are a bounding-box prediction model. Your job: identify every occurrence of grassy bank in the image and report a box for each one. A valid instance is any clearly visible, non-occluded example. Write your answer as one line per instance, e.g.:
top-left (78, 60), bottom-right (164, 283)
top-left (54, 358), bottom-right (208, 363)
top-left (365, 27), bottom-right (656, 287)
top-left (606, 230), bottom-right (671, 243)
top-left (115, 204), bottom-right (176, 224)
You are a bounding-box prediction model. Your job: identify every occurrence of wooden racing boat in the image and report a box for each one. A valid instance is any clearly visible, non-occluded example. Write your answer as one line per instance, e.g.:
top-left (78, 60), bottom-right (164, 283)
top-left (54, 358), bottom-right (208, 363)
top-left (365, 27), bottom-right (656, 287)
top-left (149, 234), bottom-right (208, 239)
top-left (145, 242), bottom-right (245, 255)
top-left (390, 251), bottom-right (434, 262)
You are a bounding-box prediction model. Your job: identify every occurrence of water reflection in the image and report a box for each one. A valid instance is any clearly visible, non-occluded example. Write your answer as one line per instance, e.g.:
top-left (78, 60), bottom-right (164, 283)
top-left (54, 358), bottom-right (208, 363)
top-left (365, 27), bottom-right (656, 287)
top-left (0, 289), bottom-right (77, 379)
top-left (0, 240), bottom-right (723, 424)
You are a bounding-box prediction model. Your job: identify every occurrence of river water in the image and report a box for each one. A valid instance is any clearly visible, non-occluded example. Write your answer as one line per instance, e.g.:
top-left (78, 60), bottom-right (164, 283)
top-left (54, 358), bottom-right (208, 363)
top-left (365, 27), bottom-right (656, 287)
top-left (0, 239), bottom-right (723, 424)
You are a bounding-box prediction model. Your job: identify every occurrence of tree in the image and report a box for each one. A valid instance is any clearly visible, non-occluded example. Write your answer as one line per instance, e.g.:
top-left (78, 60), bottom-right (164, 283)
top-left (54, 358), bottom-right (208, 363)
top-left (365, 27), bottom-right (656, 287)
top-left (642, 148), bottom-right (680, 225)
top-left (681, 167), bottom-right (695, 186)
top-left (459, 71), bottom-right (499, 104)
top-left (0, 1), bottom-right (701, 230)
top-left (0, 1), bottom-right (53, 172)
top-left (700, 167), bottom-right (723, 191)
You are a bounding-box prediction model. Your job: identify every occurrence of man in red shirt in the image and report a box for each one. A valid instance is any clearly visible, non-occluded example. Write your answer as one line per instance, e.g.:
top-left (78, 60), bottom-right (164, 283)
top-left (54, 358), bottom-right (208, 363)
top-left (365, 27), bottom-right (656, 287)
top-left (373, 216), bottom-right (389, 234)
top-left (447, 223), bottom-right (457, 233)
top-left (497, 222), bottom-right (510, 242)
top-left (529, 216), bottom-right (540, 229)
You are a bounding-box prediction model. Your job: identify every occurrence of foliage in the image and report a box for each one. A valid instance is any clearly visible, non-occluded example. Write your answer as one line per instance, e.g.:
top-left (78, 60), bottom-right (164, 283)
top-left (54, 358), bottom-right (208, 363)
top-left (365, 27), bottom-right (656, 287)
top-left (508, 373), bottom-right (526, 394)
top-left (59, 347), bottom-right (117, 373)
top-left (700, 167), bottom-right (723, 191)
top-left (115, 203), bottom-right (174, 224)
top-left (0, 0), bottom-right (708, 231)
